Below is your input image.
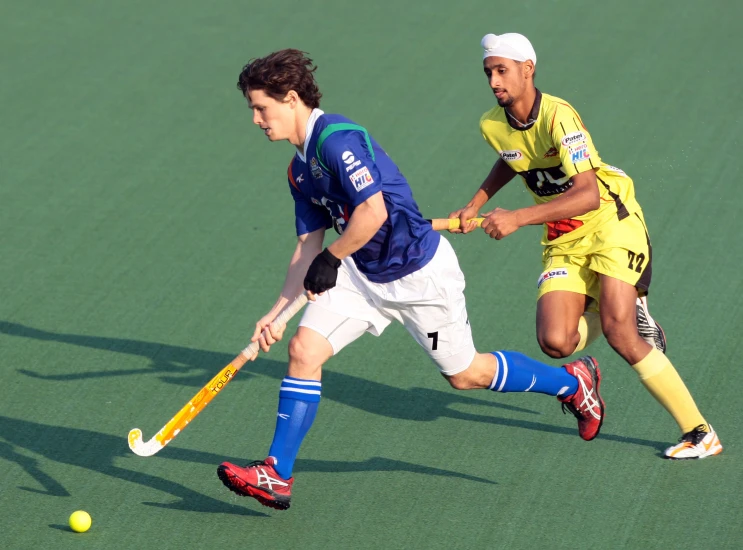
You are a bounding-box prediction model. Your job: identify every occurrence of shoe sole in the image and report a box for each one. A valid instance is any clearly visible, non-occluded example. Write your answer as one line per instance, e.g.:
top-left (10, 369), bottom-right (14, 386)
top-left (217, 465), bottom-right (291, 510)
top-left (663, 435), bottom-right (723, 460)
top-left (580, 356), bottom-right (605, 441)
top-left (663, 445), bottom-right (723, 460)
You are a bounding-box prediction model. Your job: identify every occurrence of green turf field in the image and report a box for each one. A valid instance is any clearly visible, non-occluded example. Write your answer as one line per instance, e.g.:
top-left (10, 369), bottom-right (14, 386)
top-left (2, 1), bottom-right (741, 548)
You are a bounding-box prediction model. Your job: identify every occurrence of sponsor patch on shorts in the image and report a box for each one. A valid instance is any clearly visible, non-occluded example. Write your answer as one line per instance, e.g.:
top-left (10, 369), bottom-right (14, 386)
top-left (500, 150), bottom-right (523, 161)
top-left (561, 131), bottom-right (586, 148)
top-left (537, 268), bottom-right (569, 288)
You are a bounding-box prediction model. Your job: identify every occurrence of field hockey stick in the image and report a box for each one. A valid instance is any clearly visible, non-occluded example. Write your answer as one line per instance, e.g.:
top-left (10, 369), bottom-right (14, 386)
top-left (427, 218), bottom-right (485, 231)
top-left (128, 292), bottom-right (310, 457)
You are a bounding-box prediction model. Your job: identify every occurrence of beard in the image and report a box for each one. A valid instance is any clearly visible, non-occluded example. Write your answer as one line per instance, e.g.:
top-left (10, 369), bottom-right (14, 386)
top-left (497, 95), bottom-right (514, 107)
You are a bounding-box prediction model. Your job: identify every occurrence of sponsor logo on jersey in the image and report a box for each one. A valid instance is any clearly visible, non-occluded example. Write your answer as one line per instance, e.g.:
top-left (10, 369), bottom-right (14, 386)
top-left (310, 157), bottom-right (323, 179)
top-left (500, 150), bottom-right (523, 161)
top-left (523, 166), bottom-right (572, 197)
top-left (543, 147), bottom-right (559, 158)
top-left (342, 151), bottom-right (361, 172)
top-left (296, 173), bottom-right (304, 183)
top-left (537, 268), bottom-right (569, 288)
top-left (349, 166), bottom-right (374, 191)
top-left (569, 142), bottom-right (590, 163)
top-left (561, 131), bottom-right (586, 148)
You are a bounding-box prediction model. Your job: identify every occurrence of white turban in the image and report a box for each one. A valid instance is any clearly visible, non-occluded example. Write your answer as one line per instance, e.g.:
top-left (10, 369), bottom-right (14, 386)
top-left (481, 33), bottom-right (537, 65)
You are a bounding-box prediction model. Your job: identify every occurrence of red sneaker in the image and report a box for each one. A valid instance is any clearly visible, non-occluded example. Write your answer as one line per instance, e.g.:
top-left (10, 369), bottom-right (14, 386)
top-left (217, 457), bottom-right (293, 510)
top-left (558, 356), bottom-right (605, 441)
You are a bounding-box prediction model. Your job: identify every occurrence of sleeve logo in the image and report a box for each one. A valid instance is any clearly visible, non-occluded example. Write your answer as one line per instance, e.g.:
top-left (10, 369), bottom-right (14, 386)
top-left (500, 150), bottom-right (523, 161)
top-left (349, 166), bottom-right (375, 191)
top-left (342, 151), bottom-right (361, 171)
top-left (569, 142), bottom-right (590, 163)
top-left (561, 131), bottom-right (586, 148)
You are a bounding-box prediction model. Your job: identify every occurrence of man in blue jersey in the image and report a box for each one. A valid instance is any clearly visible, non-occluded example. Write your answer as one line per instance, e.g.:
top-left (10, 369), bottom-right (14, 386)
top-left (217, 49), bottom-right (605, 511)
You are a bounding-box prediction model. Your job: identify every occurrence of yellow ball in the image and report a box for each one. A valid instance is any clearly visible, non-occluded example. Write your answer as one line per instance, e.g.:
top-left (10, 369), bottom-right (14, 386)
top-left (69, 510), bottom-right (92, 533)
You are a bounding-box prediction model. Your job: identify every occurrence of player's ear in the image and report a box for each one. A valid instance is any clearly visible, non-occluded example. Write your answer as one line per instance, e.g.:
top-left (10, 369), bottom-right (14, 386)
top-left (524, 60), bottom-right (535, 80)
top-left (285, 90), bottom-right (300, 108)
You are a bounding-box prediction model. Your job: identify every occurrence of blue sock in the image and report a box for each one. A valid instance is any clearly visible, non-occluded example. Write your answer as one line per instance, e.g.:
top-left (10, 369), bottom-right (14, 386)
top-left (267, 376), bottom-right (321, 479)
top-left (489, 351), bottom-right (578, 397)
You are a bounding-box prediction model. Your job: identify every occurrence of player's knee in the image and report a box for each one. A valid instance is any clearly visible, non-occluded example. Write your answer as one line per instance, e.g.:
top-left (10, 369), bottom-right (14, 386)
top-left (443, 356), bottom-right (493, 390)
top-left (287, 334), bottom-right (324, 378)
top-left (537, 332), bottom-right (574, 359)
top-left (444, 371), bottom-right (479, 390)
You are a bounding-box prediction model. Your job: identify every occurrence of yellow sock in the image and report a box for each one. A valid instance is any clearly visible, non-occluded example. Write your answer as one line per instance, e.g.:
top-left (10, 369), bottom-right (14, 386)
top-left (631, 348), bottom-right (707, 433)
top-left (575, 311), bottom-right (602, 352)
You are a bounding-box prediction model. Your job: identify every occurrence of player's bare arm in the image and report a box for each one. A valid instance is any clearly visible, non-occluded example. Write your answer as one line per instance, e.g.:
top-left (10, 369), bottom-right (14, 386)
top-left (481, 169), bottom-right (600, 240)
top-left (449, 158), bottom-right (516, 234)
top-left (302, 191), bottom-right (388, 302)
top-left (250, 227), bottom-right (325, 357)
top-left (326, 191), bottom-right (387, 260)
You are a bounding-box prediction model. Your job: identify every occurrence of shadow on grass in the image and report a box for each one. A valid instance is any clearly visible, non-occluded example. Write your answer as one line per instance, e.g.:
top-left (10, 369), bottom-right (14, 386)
top-left (1, 321), bottom-right (668, 456)
top-left (0, 415), bottom-right (497, 518)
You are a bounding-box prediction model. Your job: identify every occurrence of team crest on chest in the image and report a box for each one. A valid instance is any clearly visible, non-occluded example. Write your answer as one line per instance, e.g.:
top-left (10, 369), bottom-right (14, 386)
top-left (310, 157), bottom-right (323, 179)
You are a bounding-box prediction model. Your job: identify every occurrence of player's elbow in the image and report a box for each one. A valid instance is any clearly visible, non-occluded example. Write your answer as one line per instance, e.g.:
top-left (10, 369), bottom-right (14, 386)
top-left (357, 192), bottom-right (388, 228)
top-left (579, 186), bottom-right (600, 214)
top-left (586, 192), bottom-right (600, 213)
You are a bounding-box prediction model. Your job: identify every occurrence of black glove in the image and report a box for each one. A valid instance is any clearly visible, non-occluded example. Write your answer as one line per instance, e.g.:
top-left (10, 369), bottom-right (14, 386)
top-left (304, 248), bottom-right (341, 294)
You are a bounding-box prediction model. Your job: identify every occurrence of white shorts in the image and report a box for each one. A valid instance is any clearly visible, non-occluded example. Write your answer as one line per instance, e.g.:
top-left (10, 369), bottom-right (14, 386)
top-left (298, 237), bottom-right (476, 375)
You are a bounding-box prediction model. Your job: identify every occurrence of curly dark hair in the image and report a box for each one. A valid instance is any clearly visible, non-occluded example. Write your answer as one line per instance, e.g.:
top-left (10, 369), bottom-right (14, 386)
top-left (237, 49), bottom-right (322, 108)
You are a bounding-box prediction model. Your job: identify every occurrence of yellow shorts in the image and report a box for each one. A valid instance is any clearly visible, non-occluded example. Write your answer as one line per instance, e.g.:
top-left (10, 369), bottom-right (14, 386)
top-left (536, 210), bottom-right (652, 303)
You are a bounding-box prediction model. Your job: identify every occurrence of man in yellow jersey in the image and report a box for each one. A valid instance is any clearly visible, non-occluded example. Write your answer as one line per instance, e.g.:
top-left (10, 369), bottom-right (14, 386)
top-left (449, 32), bottom-right (721, 459)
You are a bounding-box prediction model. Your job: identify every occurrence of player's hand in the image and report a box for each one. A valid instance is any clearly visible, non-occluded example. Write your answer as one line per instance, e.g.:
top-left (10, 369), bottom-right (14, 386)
top-left (448, 206), bottom-right (480, 234)
top-left (250, 313), bottom-right (286, 359)
top-left (304, 248), bottom-right (341, 294)
top-left (481, 207), bottom-right (521, 240)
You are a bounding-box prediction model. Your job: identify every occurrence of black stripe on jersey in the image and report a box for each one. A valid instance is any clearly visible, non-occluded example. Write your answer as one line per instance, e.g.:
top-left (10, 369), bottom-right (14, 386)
top-left (634, 213), bottom-right (653, 292)
top-left (597, 175), bottom-right (629, 220)
top-left (589, 158), bottom-right (595, 169)
top-left (573, 118), bottom-right (581, 131)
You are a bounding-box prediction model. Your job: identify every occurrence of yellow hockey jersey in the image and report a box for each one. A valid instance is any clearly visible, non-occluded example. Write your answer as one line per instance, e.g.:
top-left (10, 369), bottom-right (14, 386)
top-left (480, 90), bottom-right (640, 245)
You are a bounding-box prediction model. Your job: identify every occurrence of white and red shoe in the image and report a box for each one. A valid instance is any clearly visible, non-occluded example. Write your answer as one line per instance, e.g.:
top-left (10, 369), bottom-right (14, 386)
top-left (558, 356), bottom-right (605, 441)
top-left (217, 457), bottom-right (294, 510)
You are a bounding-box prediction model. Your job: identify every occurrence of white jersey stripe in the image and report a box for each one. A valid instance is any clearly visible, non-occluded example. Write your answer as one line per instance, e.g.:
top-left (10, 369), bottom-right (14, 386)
top-left (495, 351), bottom-right (509, 392)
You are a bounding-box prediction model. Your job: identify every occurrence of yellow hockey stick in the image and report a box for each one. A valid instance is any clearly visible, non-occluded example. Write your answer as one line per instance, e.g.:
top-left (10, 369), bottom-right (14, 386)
top-left (128, 292), bottom-right (309, 457)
